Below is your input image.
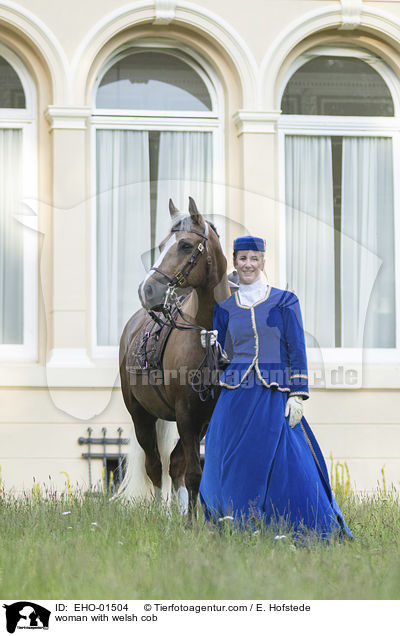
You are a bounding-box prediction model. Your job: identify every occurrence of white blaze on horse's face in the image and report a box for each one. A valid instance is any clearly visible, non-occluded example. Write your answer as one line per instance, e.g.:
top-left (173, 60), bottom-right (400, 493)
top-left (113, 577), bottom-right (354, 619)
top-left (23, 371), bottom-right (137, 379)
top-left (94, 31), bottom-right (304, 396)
top-left (142, 233), bottom-right (177, 286)
top-left (139, 233), bottom-right (177, 309)
top-left (152, 234), bottom-right (178, 273)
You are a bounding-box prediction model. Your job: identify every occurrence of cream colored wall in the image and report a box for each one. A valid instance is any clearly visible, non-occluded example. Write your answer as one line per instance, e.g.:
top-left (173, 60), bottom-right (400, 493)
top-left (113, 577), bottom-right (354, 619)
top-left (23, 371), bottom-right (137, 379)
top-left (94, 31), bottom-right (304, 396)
top-left (9, 0), bottom-right (332, 62)
top-left (0, 388), bottom-right (129, 493)
top-left (0, 0), bottom-right (399, 495)
top-left (1, 388), bottom-right (398, 494)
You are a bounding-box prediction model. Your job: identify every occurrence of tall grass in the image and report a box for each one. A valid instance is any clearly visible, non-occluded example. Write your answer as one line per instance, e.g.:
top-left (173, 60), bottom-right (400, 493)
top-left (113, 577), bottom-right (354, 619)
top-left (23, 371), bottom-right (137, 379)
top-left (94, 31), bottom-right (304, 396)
top-left (0, 484), bottom-right (399, 600)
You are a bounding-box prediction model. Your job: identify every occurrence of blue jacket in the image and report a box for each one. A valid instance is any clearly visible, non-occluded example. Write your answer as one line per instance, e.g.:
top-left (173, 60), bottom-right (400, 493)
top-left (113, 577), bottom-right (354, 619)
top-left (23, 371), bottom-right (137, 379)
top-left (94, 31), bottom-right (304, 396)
top-left (213, 285), bottom-right (309, 398)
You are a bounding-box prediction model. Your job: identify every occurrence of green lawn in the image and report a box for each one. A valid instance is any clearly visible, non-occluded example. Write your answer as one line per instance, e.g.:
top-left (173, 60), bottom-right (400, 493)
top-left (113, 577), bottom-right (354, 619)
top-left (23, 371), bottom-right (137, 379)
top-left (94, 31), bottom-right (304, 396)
top-left (0, 487), bottom-right (399, 599)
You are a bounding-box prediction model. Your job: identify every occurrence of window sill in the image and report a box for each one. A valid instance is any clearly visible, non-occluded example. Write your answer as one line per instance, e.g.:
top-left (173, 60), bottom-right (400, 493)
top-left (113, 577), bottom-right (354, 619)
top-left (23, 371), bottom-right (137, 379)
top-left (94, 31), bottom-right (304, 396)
top-left (308, 348), bottom-right (400, 389)
top-left (0, 348), bottom-right (119, 388)
top-left (0, 349), bottom-right (399, 389)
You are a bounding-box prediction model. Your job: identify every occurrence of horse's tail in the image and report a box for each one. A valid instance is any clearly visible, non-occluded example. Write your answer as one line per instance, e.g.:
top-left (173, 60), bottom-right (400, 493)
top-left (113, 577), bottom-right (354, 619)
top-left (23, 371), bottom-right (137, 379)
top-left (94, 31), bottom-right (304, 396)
top-left (114, 420), bottom-right (179, 502)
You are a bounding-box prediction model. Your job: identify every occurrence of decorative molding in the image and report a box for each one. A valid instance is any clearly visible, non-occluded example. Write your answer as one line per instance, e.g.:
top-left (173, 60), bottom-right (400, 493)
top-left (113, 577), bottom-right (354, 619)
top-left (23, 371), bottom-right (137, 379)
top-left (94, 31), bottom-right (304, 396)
top-left (71, 1), bottom-right (258, 108)
top-left (2, 360), bottom-right (400, 389)
top-left (279, 115), bottom-right (398, 134)
top-left (153, 0), bottom-right (176, 24)
top-left (47, 348), bottom-right (95, 368)
top-left (0, 0), bottom-right (68, 103)
top-left (45, 106), bottom-right (91, 130)
top-left (340, 0), bottom-right (362, 31)
top-left (261, 4), bottom-right (400, 110)
top-left (91, 113), bottom-right (219, 129)
top-left (233, 110), bottom-right (281, 135)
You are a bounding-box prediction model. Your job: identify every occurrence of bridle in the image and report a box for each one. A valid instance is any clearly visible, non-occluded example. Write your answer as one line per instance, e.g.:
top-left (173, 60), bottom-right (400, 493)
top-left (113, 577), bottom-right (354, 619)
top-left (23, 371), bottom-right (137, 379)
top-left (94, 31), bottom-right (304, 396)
top-left (151, 220), bottom-right (210, 290)
top-left (144, 219), bottom-right (220, 401)
top-left (147, 220), bottom-right (212, 331)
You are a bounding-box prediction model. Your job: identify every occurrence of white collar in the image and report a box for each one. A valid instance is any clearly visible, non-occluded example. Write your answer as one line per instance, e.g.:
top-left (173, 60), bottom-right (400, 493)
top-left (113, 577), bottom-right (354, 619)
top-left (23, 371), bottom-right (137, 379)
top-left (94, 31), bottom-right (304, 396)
top-left (238, 277), bottom-right (268, 306)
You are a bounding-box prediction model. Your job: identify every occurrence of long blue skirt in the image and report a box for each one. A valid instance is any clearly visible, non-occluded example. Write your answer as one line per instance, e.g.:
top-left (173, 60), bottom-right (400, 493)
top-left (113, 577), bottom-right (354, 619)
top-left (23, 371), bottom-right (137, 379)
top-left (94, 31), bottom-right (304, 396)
top-left (199, 372), bottom-right (352, 539)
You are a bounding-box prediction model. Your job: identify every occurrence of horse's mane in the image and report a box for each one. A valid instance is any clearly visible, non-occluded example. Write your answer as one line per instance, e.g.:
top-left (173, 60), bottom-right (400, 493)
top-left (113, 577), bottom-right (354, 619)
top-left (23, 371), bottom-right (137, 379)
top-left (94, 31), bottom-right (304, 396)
top-left (207, 220), bottom-right (219, 237)
top-left (170, 214), bottom-right (219, 238)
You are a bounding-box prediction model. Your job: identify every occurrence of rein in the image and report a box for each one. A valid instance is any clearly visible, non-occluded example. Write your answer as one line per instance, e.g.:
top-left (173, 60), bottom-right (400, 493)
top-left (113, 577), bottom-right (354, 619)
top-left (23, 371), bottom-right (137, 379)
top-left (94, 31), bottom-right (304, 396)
top-left (146, 219), bottom-right (219, 401)
top-left (151, 222), bottom-right (210, 296)
top-left (148, 220), bottom-right (211, 332)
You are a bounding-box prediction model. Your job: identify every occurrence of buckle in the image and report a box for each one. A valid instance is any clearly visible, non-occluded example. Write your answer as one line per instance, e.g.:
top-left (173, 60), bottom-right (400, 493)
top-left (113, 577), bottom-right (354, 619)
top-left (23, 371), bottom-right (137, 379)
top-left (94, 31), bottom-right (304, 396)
top-left (176, 272), bottom-right (186, 286)
top-left (198, 243), bottom-right (204, 252)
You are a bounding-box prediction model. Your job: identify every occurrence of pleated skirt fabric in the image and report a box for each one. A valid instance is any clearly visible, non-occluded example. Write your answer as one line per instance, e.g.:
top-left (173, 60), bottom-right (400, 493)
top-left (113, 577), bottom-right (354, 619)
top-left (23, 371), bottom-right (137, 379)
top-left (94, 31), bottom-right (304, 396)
top-left (199, 371), bottom-right (352, 539)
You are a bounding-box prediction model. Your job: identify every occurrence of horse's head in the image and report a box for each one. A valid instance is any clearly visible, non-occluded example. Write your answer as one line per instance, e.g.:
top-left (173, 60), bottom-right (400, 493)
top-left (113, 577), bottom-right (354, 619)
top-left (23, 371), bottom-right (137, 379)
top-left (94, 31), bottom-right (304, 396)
top-left (139, 197), bottom-right (225, 312)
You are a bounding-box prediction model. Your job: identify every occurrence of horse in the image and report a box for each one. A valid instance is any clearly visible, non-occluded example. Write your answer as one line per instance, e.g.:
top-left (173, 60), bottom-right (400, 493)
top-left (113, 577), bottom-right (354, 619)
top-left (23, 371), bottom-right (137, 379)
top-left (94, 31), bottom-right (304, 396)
top-left (117, 197), bottom-right (230, 515)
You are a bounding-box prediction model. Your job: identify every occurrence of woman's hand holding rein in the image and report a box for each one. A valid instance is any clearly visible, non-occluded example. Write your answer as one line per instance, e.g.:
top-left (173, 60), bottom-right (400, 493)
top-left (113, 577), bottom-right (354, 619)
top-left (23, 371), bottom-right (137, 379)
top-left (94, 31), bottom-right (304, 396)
top-left (200, 329), bottom-right (218, 348)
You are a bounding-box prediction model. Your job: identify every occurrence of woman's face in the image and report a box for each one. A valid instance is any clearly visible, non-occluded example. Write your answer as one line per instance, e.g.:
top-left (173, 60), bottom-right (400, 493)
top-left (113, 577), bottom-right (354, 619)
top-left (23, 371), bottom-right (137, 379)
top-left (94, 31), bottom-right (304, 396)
top-left (234, 250), bottom-right (265, 284)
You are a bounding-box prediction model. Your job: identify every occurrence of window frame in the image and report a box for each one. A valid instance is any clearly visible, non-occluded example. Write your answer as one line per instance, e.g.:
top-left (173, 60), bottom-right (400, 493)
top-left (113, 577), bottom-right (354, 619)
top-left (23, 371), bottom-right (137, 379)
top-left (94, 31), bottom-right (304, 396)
top-left (0, 44), bottom-right (37, 362)
top-left (278, 47), bottom-right (400, 367)
top-left (90, 41), bottom-right (225, 357)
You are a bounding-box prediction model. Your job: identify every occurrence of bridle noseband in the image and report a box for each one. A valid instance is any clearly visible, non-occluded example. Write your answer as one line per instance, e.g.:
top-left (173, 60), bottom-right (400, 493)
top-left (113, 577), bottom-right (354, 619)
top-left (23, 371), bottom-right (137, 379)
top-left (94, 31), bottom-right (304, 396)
top-left (148, 220), bottom-right (212, 329)
top-left (151, 220), bottom-right (210, 289)
top-left (144, 219), bottom-right (221, 401)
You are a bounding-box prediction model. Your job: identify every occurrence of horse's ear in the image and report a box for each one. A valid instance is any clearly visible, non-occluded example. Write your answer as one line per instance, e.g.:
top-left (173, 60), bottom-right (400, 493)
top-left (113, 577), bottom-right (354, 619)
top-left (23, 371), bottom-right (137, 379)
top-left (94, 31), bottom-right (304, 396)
top-left (188, 196), bottom-right (203, 225)
top-left (169, 198), bottom-right (180, 219)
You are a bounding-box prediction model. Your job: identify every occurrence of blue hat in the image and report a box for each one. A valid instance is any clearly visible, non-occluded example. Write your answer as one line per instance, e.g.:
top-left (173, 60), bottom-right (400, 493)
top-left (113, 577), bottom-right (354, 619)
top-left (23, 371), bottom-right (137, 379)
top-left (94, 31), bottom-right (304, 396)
top-left (233, 235), bottom-right (266, 252)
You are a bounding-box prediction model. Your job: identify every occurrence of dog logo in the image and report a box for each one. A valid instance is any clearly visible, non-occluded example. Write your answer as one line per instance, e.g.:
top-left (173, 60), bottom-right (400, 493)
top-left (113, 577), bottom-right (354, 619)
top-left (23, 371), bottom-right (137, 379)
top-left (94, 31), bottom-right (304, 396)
top-left (2, 602), bottom-right (50, 633)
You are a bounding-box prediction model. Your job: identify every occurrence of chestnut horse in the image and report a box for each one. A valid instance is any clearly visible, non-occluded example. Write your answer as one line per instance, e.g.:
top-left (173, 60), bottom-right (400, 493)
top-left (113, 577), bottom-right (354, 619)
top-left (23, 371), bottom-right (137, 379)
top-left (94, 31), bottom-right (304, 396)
top-left (117, 198), bottom-right (230, 514)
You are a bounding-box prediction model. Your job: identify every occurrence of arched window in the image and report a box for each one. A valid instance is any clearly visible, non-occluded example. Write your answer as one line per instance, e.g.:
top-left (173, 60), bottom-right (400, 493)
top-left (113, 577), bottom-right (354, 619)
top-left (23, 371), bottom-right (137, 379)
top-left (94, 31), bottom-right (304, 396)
top-left (0, 47), bottom-right (37, 360)
top-left (92, 46), bottom-right (223, 349)
top-left (281, 55), bottom-right (394, 116)
top-left (280, 48), bottom-right (397, 352)
top-left (0, 56), bottom-right (26, 108)
top-left (96, 51), bottom-right (212, 111)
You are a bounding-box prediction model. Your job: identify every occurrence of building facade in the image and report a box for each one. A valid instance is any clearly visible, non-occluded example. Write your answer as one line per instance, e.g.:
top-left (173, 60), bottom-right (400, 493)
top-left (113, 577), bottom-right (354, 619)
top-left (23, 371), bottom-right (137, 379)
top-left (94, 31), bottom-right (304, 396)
top-left (1, 0), bottom-right (400, 493)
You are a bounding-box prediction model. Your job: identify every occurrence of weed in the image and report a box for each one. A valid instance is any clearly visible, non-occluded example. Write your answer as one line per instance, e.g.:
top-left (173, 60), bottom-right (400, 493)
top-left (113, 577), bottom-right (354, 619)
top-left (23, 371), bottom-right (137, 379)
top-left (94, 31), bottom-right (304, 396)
top-left (0, 486), bottom-right (399, 600)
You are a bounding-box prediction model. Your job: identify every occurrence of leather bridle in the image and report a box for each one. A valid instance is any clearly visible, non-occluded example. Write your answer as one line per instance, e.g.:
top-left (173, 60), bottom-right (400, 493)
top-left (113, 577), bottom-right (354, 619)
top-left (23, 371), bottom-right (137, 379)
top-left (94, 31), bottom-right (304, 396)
top-left (148, 220), bottom-right (212, 330)
top-left (151, 220), bottom-right (210, 289)
top-left (143, 218), bottom-right (221, 401)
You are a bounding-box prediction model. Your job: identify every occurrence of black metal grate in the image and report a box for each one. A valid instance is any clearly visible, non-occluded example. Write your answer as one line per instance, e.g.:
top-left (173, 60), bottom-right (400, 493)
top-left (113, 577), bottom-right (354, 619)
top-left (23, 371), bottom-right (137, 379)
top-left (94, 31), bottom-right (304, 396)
top-left (78, 427), bottom-right (129, 493)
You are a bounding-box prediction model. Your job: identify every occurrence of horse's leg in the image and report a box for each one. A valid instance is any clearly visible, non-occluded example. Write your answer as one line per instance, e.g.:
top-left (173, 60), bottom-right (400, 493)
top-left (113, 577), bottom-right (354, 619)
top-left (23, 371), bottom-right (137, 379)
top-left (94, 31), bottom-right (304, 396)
top-left (175, 405), bottom-right (205, 518)
top-left (120, 355), bottom-right (164, 500)
top-left (128, 401), bottom-right (163, 500)
top-left (169, 440), bottom-right (188, 513)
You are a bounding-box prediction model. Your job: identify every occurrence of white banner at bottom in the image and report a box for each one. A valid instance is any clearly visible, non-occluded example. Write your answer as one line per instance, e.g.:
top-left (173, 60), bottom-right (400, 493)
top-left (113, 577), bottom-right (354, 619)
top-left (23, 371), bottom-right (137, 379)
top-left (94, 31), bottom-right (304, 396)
top-left (0, 599), bottom-right (397, 635)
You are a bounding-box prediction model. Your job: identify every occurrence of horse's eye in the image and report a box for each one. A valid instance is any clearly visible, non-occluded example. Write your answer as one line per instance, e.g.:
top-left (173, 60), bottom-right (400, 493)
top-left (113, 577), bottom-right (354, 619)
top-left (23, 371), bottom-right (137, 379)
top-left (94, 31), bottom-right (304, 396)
top-left (178, 241), bottom-right (193, 253)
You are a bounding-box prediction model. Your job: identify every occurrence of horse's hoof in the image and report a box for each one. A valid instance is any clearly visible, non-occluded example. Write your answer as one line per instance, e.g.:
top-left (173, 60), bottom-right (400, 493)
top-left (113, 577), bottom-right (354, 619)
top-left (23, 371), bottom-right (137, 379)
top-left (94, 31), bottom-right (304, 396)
top-left (175, 486), bottom-right (189, 515)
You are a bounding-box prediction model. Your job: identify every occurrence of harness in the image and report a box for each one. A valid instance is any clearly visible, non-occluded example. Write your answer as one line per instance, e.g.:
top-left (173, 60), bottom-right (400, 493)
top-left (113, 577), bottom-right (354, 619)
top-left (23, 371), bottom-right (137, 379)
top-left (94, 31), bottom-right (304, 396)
top-left (152, 220), bottom-right (210, 288)
top-left (148, 220), bottom-right (212, 332)
top-left (143, 219), bottom-right (220, 401)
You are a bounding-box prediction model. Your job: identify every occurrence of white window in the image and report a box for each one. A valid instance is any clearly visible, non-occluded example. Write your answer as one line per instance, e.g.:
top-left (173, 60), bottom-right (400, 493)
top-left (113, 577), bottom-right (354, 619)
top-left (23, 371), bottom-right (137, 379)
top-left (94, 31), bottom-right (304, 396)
top-left (279, 48), bottom-right (399, 359)
top-left (0, 45), bottom-right (37, 361)
top-left (92, 44), bottom-right (224, 351)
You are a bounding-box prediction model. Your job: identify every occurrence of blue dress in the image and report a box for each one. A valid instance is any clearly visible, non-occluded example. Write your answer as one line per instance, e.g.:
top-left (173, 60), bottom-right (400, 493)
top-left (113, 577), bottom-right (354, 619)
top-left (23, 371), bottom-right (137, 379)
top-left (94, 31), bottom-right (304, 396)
top-left (199, 286), bottom-right (352, 539)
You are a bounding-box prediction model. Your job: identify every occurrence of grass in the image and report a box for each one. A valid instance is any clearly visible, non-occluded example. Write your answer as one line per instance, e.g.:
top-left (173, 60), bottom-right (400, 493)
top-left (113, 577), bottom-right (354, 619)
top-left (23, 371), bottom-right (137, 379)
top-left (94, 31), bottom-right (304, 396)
top-left (0, 485), bottom-right (400, 600)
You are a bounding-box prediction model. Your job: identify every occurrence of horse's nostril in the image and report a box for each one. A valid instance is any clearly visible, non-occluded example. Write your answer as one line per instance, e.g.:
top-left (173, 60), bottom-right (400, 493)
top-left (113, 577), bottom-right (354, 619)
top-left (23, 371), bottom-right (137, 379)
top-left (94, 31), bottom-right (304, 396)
top-left (139, 278), bottom-right (167, 311)
top-left (144, 282), bottom-right (154, 299)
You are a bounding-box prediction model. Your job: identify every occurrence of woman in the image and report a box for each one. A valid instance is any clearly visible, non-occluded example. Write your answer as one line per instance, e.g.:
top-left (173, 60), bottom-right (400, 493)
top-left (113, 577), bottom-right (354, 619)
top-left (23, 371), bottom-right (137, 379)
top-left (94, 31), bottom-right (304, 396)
top-left (199, 235), bottom-right (352, 539)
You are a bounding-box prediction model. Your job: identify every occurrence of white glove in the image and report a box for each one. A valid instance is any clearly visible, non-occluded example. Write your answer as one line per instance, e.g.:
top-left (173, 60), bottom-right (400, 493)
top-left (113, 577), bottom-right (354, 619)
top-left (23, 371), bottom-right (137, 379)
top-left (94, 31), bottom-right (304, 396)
top-left (285, 396), bottom-right (304, 429)
top-left (200, 329), bottom-right (218, 348)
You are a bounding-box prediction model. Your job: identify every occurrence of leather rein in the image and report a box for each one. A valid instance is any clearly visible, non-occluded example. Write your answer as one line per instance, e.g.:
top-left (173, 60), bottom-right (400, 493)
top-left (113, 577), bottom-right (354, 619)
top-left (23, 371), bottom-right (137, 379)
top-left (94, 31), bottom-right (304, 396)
top-left (145, 220), bottom-right (219, 401)
top-left (148, 220), bottom-right (212, 332)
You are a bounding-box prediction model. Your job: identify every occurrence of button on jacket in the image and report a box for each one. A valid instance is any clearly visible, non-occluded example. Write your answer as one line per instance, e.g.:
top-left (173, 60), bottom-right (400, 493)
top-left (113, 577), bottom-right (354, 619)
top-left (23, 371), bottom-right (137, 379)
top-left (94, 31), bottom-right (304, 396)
top-left (213, 285), bottom-right (309, 398)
